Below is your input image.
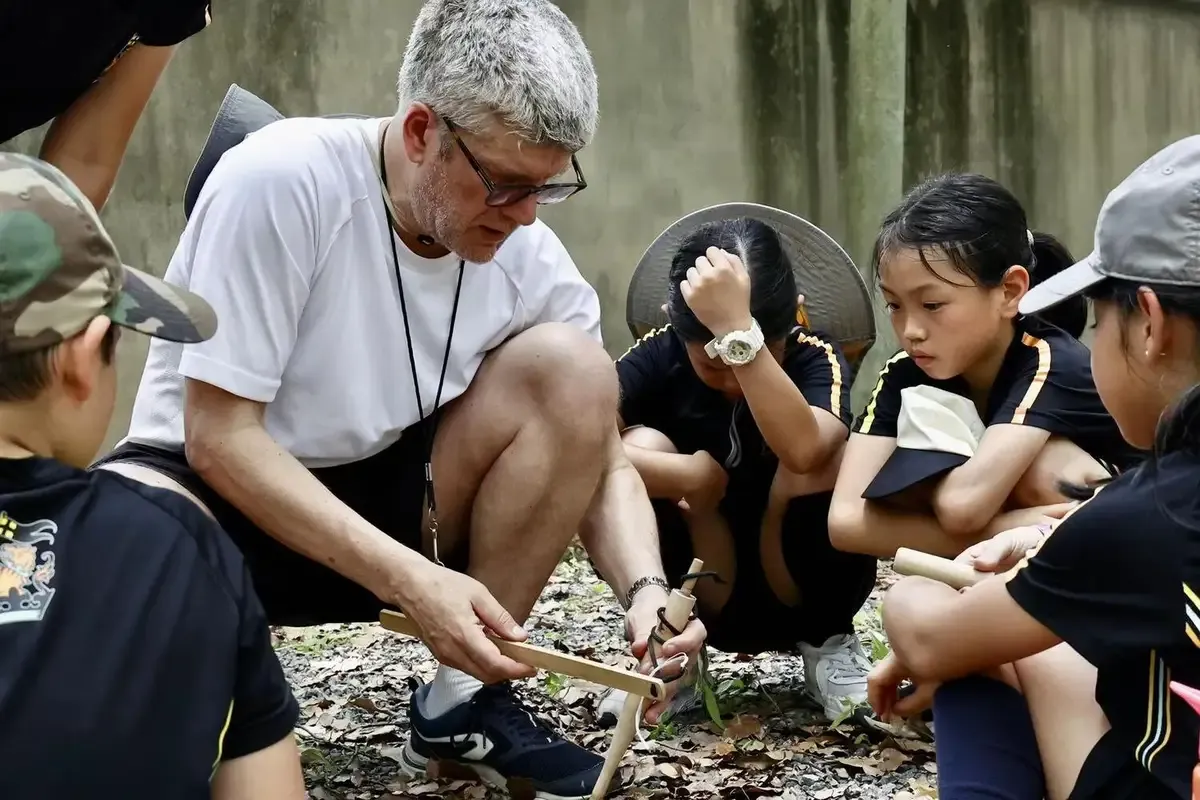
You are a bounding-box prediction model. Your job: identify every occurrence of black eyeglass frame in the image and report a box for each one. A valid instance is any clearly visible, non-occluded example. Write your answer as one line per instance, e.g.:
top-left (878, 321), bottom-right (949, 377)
top-left (442, 117), bottom-right (587, 207)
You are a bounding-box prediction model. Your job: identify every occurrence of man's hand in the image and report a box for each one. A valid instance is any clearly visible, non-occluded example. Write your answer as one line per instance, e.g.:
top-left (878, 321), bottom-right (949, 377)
top-left (624, 588), bottom-right (708, 725)
top-left (393, 560), bottom-right (537, 684)
top-left (956, 524), bottom-right (1049, 575)
top-left (679, 247), bottom-right (753, 339)
top-left (679, 450), bottom-right (727, 512)
top-left (867, 653), bottom-right (936, 723)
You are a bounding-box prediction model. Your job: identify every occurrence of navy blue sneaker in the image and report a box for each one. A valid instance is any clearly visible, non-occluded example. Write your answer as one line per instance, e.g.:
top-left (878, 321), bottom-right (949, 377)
top-left (401, 681), bottom-right (607, 799)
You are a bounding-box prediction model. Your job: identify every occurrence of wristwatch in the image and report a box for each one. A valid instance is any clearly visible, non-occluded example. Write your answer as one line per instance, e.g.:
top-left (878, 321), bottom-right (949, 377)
top-left (704, 318), bottom-right (765, 366)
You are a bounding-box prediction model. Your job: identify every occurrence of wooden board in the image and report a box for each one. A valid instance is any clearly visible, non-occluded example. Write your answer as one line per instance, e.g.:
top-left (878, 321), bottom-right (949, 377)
top-left (379, 610), bottom-right (665, 700)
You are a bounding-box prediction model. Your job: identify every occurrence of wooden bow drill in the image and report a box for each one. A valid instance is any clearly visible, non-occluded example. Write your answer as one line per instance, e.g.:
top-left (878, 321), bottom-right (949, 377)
top-left (590, 558), bottom-right (706, 800)
top-left (379, 610), bottom-right (666, 701)
top-left (892, 547), bottom-right (987, 589)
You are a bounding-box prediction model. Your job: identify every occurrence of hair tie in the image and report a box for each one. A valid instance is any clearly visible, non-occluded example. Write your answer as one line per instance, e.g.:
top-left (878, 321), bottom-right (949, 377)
top-left (1026, 229), bottom-right (1034, 249)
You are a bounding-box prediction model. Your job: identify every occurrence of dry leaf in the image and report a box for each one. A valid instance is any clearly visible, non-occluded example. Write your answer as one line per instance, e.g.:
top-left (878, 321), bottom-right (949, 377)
top-left (282, 551), bottom-right (937, 800)
top-left (722, 714), bottom-right (763, 741)
top-left (403, 782), bottom-right (441, 796)
top-left (878, 747), bottom-right (912, 772)
top-left (348, 696), bottom-right (380, 713)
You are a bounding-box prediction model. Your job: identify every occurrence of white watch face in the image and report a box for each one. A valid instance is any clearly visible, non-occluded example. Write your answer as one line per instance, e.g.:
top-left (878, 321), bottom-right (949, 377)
top-left (725, 339), bottom-right (753, 361)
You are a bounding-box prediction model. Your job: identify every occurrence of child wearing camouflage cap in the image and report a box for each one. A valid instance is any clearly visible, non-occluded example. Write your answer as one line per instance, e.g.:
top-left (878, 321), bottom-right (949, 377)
top-left (0, 152), bottom-right (305, 799)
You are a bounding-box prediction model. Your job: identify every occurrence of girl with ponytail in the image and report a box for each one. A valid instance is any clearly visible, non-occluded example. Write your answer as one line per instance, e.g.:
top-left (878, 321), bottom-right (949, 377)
top-left (829, 172), bottom-right (1142, 561)
top-left (872, 136), bottom-right (1200, 800)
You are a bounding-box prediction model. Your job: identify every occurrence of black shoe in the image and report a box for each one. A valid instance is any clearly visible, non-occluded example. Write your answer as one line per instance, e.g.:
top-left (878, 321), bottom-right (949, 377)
top-left (401, 682), bottom-right (606, 799)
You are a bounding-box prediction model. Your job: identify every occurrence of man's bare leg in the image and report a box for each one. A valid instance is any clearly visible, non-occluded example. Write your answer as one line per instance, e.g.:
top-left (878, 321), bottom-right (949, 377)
top-left (419, 323), bottom-right (616, 713)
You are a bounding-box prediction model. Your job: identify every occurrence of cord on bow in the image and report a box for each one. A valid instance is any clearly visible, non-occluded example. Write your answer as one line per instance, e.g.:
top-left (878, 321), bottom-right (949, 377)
top-left (629, 569), bottom-right (723, 745)
top-left (643, 569), bottom-right (723, 681)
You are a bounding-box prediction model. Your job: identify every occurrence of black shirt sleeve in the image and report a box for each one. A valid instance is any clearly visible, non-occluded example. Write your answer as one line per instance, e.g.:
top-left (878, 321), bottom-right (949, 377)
top-left (616, 328), bottom-right (673, 429)
top-left (990, 327), bottom-right (1110, 434)
top-left (784, 331), bottom-right (855, 428)
top-left (852, 351), bottom-right (921, 437)
top-left (1005, 468), bottom-right (1183, 663)
top-left (160, 495), bottom-right (300, 761)
top-left (137, 1), bottom-right (212, 47)
top-left (221, 558), bottom-right (302, 760)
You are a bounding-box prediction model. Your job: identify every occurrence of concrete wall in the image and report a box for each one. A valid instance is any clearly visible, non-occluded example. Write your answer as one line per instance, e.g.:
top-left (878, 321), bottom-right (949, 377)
top-left (5, 0), bottom-right (1200, 450)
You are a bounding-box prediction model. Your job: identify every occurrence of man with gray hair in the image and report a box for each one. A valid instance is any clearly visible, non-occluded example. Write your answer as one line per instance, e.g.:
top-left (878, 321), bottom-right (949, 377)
top-left (95, 1), bottom-right (705, 797)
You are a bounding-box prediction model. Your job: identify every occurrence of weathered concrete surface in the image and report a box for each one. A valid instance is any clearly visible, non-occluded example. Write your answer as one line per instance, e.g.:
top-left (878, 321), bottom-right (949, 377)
top-left (4, 0), bottom-right (1200, 450)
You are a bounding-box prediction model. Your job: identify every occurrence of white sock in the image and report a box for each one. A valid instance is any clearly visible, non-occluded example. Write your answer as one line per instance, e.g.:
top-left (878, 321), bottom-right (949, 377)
top-left (422, 666), bottom-right (484, 718)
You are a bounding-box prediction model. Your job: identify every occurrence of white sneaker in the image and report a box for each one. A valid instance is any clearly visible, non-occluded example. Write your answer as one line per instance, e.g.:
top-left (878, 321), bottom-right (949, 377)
top-left (798, 633), bottom-right (872, 721)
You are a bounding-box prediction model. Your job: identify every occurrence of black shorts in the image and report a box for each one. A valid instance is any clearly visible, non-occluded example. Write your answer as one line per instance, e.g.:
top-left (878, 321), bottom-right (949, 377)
top-left (92, 417), bottom-right (452, 627)
top-left (1071, 731), bottom-right (1183, 800)
top-left (654, 488), bottom-right (876, 655)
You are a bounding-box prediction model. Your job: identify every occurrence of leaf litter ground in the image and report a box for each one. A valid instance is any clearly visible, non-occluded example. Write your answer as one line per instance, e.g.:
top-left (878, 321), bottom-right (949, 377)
top-left (276, 545), bottom-right (938, 800)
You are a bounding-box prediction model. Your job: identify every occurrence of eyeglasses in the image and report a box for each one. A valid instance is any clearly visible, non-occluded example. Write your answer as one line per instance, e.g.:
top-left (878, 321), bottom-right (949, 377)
top-left (443, 118), bottom-right (587, 207)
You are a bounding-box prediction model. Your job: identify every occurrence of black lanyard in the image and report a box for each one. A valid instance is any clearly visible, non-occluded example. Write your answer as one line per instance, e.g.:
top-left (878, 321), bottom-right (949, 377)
top-left (378, 122), bottom-right (465, 566)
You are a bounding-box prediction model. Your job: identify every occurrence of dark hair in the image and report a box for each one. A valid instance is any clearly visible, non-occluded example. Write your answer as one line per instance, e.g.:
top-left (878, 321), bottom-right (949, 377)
top-left (0, 325), bottom-right (118, 403)
top-left (666, 217), bottom-right (798, 343)
top-left (1057, 277), bottom-right (1200, 510)
top-left (1086, 279), bottom-right (1200, 459)
top-left (872, 173), bottom-right (1088, 338)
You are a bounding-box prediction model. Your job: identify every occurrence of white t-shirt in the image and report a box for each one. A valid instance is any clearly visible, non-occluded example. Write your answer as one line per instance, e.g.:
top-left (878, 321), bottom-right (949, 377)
top-left (123, 116), bottom-right (603, 469)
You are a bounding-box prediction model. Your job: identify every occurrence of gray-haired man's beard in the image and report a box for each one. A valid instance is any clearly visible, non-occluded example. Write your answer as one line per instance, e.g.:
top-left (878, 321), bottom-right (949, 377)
top-left (410, 170), bottom-right (463, 251)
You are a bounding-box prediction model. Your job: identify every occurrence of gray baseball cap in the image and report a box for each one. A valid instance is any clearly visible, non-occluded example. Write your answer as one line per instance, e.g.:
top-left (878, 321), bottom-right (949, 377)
top-left (1020, 135), bottom-right (1200, 315)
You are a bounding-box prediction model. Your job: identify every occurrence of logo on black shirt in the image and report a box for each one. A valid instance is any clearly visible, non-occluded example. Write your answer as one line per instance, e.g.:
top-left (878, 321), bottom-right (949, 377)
top-left (0, 512), bottom-right (57, 626)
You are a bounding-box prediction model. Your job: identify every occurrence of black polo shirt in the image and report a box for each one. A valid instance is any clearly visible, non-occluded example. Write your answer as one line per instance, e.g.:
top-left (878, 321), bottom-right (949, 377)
top-left (852, 318), bottom-right (1143, 474)
top-left (616, 324), bottom-right (854, 497)
top-left (1004, 452), bottom-right (1200, 799)
top-left (0, 1), bottom-right (212, 143)
top-left (0, 455), bottom-right (299, 799)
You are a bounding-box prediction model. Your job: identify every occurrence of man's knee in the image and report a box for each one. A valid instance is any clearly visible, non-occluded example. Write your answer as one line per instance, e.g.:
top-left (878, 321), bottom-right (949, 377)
top-left (497, 322), bottom-right (618, 429)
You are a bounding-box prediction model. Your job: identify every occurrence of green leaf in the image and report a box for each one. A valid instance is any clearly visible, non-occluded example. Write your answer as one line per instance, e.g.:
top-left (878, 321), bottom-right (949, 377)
top-left (702, 682), bottom-right (725, 729)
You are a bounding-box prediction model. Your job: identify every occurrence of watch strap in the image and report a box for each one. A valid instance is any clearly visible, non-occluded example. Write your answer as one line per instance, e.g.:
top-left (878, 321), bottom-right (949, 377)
top-left (704, 318), bottom-right (763, 361)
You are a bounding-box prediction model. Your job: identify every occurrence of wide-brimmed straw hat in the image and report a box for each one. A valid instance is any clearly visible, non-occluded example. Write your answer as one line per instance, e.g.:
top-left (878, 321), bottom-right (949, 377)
top-left (183, 83), bottom-right (369, 219)
top-left (626, 202), bottom-right (876, 364)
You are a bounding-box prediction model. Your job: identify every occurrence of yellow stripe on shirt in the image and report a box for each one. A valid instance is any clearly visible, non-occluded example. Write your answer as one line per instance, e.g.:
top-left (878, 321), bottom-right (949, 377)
top-left (1184, 583), bottom-right (1200, 649)
top-left (1135, 651), bottom-right (1172, 770)
top-left (210, 699), bottom-right (235, 780)
top-left (617, 324), bottom-right (670, 361)
top-left (1008, 334), bottom-right (1052, 425)
top-left (858, 351), bottom-right (909, 435)
top-left (797, 333), bottom-right (843, 420)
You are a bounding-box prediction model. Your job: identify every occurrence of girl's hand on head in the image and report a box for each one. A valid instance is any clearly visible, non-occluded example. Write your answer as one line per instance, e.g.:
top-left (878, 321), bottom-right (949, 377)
top-left (679, 247), bottom-right (753, 339)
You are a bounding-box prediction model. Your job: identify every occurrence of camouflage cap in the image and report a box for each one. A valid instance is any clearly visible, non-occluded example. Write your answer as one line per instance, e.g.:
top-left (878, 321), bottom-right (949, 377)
top-left (0, 152), bottom-right (217, 356)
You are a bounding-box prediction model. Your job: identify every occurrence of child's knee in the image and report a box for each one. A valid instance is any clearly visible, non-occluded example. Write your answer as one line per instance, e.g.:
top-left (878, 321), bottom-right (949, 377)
top-left (621, 425), bottom-right (677, 453)
top-left (769, 461), bottom-right (839, 502)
